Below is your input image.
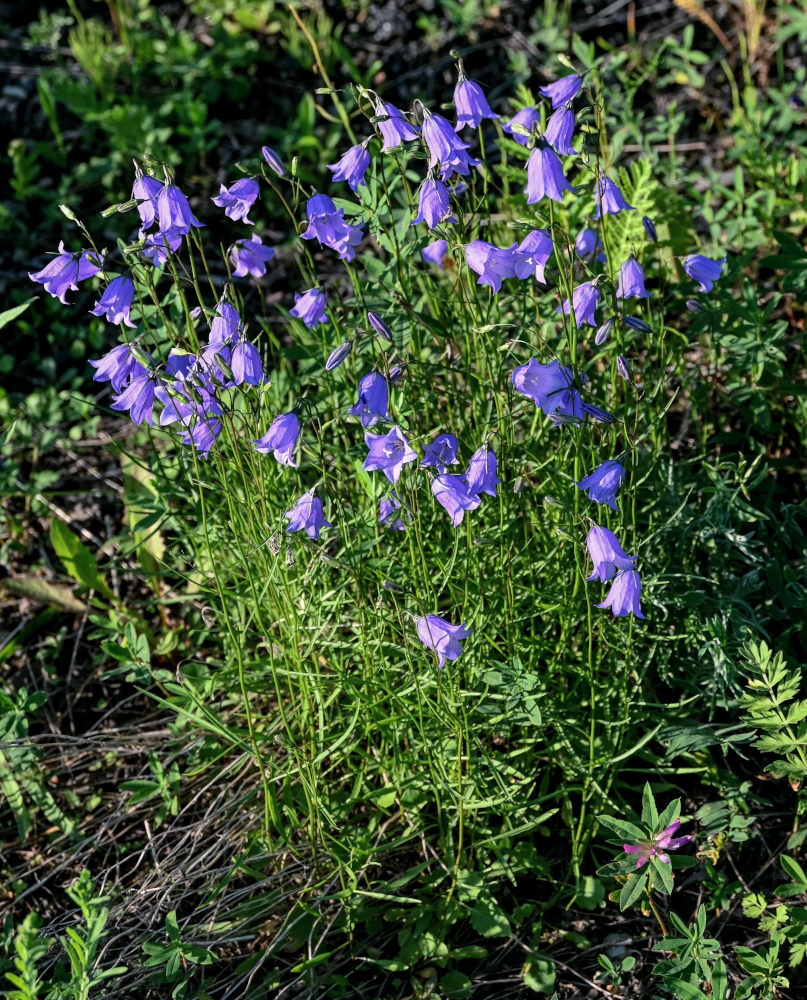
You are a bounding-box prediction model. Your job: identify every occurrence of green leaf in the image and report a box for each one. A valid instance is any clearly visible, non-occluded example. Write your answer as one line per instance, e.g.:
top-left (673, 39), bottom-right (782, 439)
top-left (598, 814), bottom-right (645, 842)
top-left (620, 870), bottom-right (647, 911)
top-left (0, 297), bottom-right (36, 331)
top-left (641, 782), bottom-right (659, 827)
top-left (522, 953), bottom-right (555, 993)
top-left (440, 970), bottom-right (472, 998)
top-left (50, 517), bottom-right (114, 599)
top-left (575, 875), bottom-right (605, 911)
top-left (651, 856), bottom-right (674, 895)
top-left (469, 897), bottom-right (511, 937)
top-left (780, 855), bottom-right (807, 887)
top-left (663, 979), bottom-right (710, 1000)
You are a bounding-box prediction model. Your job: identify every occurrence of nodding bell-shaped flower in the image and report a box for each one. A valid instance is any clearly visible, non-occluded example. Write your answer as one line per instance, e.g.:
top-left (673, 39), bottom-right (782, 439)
top-left (422, 239), bottom-right (448, 267)
top-left (327, 143), bottom-right (371, 193)
top-left (212, 177), bottom-right (260, 224)
top-left (585, 525), bottom-right (636, 583)
top-left (453, 76), bottom-right (500, 130)
top-left (539, 72), bottom-right (582, 109)
top-left (132, 170), bottom-right (163, 230)
top-left (420, 433), bottom-right (459, 473)
top-left (253, 412), bottom-right (300, 467)
top-left (157, 182), bottom-right (204, 235)
top-left (575, 460), bottom-right (625, 511)
top-left (412, 177), bottom-right (455, 229)
top-left (597, 569), bottom-right (647, 619)
top-left (682, 253), bottom-right (726, 293)
top-left (616, 256), bottom-right (652, 299)
top-left (525, 145), bottom-right (574, 204)
top-left (261, 145), bottom-right (285, 176)
top-left (416, 614), bottom-right (472, 669)
top-left (29, 242), bottom-right (102, 304)
top-left (90, 275), bottom-right (136, 327)
top-left (465, 444), bottom-right (502, 497)
top-left (557, 280), bottom-right (601, 327)
top-left (374, 99), bottom-right (419, 151)
top-left (285, 490), bottom-right (332, 540)
top-left (594, 175), bottom-right (635, 217)
top-left (544, 104), bottom-right (577, 155)
top-left (363, 426), bottom-right (417, 484)
top-left (349, 372), bottom-right (390, 427)
top-left (290, 287), bottom-right (328, 327)
top-left (230, 234), bottom-right (274, 278)
top-left (378, 493), bottom-right (411, 531)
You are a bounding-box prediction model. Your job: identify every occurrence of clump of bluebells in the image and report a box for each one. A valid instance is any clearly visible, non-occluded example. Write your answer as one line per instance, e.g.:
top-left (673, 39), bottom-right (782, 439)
top-left (31, 54), bottom-right (728, 674)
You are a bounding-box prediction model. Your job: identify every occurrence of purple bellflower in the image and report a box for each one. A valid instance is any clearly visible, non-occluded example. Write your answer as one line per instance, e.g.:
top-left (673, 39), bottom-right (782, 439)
top-left (518, 229), bottom-right (554, 283)
top-left (132, 170), bottom-right (163, 231)
top-left (327, 143), bottom-right (371, 193)
top-left (594, 175), bottom-right (635, 217)
top-left (466, 444), bottom-right (501, 497)
top-left (416, 614), bottom-right (472, 669)
top-left (89, 343), bottom-right (148, 392)
top-left (432, 473), bottom-right (481, 527)
top-left (285, 490), bottom-right (332, 541)
top-left (597, 569), bottom-right (647, 619)
top-left (525, 145), bottom-right (574, 204)
top-left (575, 226), bottom-right (606, 263)
top-left (374, 99), bottom-right (419, 151)
top-left (230, 234), bottom-right (274, 278)
top-left (254, 411), bottom-right (300, 467)
top-left (90, 275), bottom-right (136, 327)
top-left (421, 110), bottom-right (471, 174)
top-left (544, 105), bottom-right (577, 155)
top-left (682, 253), bottom-right (727, 292)
top-left (624, 819), bottom-right (692, 868)
top-left (261, 146), bottom-right (285, 176)
top-left (420, 433), bottom-right (459, 473)
top-left (616, 257), bottom-right (652, 298)
top-left (230, 340), bottom-right (264, 385)
top-left (585, 524), bottom-right (636, 582)
top-left (502, 106), bottom-right (541, 145)
top-left (575, 459), bottom-right (625, 511)
top-left (378, 493), bottom-right (410, 531)
top-left (464, 240), bottom-right (530, 294)
top-left (363, 426), bottom-right (417, 484)
top-left (29, 242), bottom-right (102, 304)
top-left (349, 372), bottom-right (390, 426)
top-left (422, 239), bottom-right (448, 267)
top-left (412, 177), bottom-right (455, 228)
top-left (212, 177), bottom-right (260, 224)
top-left (142, 228), bottom-right (183, 267)
top-left (512, 358), bottom-right (584, 422)
top-left (539, 73), bottom-right (582, 108)
top-left (453, 77), bottom-right (500, 129)
top-left (157, 183), bottom-right (204, 235)
top-left (300, 193), bottom-right (364, 261)
top-left (290, 287), bottom-right (328, 327)
top-left (557, 280), bottom-right (601, 326)
top-left (110, 372), bottom-right (156, 425)
top-left (624, 315), bottom-right (651, 332)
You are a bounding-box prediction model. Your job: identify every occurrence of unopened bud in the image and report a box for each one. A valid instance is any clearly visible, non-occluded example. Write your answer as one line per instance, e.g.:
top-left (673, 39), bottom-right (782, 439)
top-left (367, 310), bottom-right (391, 341)
top-left (624, 315), bottom-right (651, 332)
top-left (261, 145), bottom-right (285, 177)
top-left (325, 339), bottom-right (353, 371)
top-left (616, 354), bottom-right (633, 381)
top-left (594, 317), bottom-right (615, 346)
top-left (642, 215), bottom-right (657, 242)
top-left (686, 299), bottom-right (705, 313)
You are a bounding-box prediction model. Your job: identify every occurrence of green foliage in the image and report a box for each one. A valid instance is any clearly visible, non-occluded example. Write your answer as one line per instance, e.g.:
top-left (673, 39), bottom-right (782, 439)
top-left (4, 914), bottom-right (53, 1000)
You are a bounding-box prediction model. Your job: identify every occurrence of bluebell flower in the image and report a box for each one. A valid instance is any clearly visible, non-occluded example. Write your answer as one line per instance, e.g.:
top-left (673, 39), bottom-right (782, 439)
top-left (374, 99), bottom-right (419, 151)
top-left (29, 242), bottom-right (102, 304)
top-left (421, 110), bottom-right (471, 173)
top-left (157, 182), bottom-right (204, 235)
top-left (575, 227), bottom-right (606, 262)
top-left (517, 229), bottom-right (554, 283)
top-left (438, 146), bottom-right (479, 181)
top-left (585, 525), bottom-right (636, 582)
top-left (254, 411), bottom-right (300, 466)
top-left (465, 240), bottom-right (529, 294)
top-left (89, 343), bottom-right (148, 392)
top-left (454, 77), bottom-right (500, 129)
top-left (132, 170), bottom-right (163, 231)
top-left (686, 299), bottom-right (706, 313)
top-left (575, 460), bottom-right (625, 510)
top-left (557, 280), bottom-right (601, 326)
top-left (431, 474), bottom-right (481, 526)
top-left (412, 177), bottom-right (454, 228)
top-left (212, 177), bottom-right (260, 224)
top-left (544, 105), bottom-right (577, 155)
top-left (90, 275), bottom-right (136, 327)
top-left (230, 234), bottom-right (274, 278)
top-left (420, 433), bottom-right (459, 473)
top-left (594, 176), bottom-right (635, 217)
top-left (285, 490), bottom-right (332, 540)
top-left (349, 372), bottom-right (390, 426)
top-left (363, 426), bottom-right (418, 484)
top-left (416, 614), bottom-right (472, 669)
top-left (525, 146), bottom-right (574, 203)
top-left (682, 253), bottom-right (726, 292)
top-left (466, 444), bottom-right (501, 497)
top-left (208, 299), bottom-right (243, 345)
top-left (110, 372), bottom-right (156, 425)
top-left (327, 143), bottom-right (371, 193)
top-left (378, 493), bottom-right (410, 531)
top-left (512, 358), bottom-right (584, 422)
top-left (290, 287), bottom-right (328, 327)
top-left (261, 146), bottom-right (285, 176)
top-left (616, 256), bottom-right (652, 298)
top-left (597, 569), bottom-right (647, 619)
top-left (230, 340), bottom-right (264, 385)
top-left (539, 73), bottom-right (582, 108)
top-left (142, 228), bottom-right (183, 267)
top-left (502, 106), bottom-right (541, 145)
top-left (181, 418), bottom-right (222, 459)
top-left (300, 193), bottom-right (364, 261)
top-left (422, 239), bottom-right (448, 267)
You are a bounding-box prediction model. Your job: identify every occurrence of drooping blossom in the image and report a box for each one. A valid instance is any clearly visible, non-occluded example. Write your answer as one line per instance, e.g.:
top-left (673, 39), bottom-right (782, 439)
top-left (141, 229), bottom-right (183, 267)
top-left (157, 183), bottom-right (204, 235)
top-left (300, 193), bottom-right (364, 261)
top-left (544, 105), bottom-right (577, 155)
top-left (90, 275), bottom-right (136, 327)
top-left (465, 445), bottom-right (501, 497)
top-left (502, 106), bottom-right (541, 145)
top-left (421, 110), bottom-right (473, 179)
top-left (517, 229), bottom-right (554, 283)
top-left (290, 287), bottom-right (328, 327)
top-left (327, 143), bottom-right (371, 193)
top-left (29, 242), bottom-right (102, 304)
top-left (585, 525), bottom-right (636, 582)
top-left (557, 280), bottom-right (601, 326)
top-left (539, 73), bottom-right (582, 108)
top-left (525, 145), bottom-right (574, 204)
top-left (624, 819), bottom-right (692, 868)
top-left (254, 412), bottom-right (300, 467)
top-left (575, 460), bottom-right (625, 511)
top-left (212, 177), bottom-right (260, 224)
top-left (464, 240), bottom-right (530, 294)
top-left (349, 372), bottom-right (390, 426)
top-left (594, 175), bottom-right (635, 217)
top-left (575, 227), bottom-right (605, 262)
top-left (454, 77), bottom-right (499, 129)
top-left (415, 615), bottom-right (472, 669)
top-left (422, 239), bottom-right (448, 267)
top-left (363, 426), bottom-right (417, 483)
top-left (110, 372), bottom-right (156, 425)
top-left (617, 355), bottom-right (633, 381)
top-left (597, 569), bottom-right (647, 619)
top-left (420, 433), bottom-right (459, 473)
top-left (432, 474), bottom-right (482, 526)
top-left (374, 99), bottom-right (419, 151)
top-left (512, 358), bottom-right (583, 422)
top-left (132, 170), bottom-right (163, 230)
top-left (412, 177), bottom-right (455, 228)
top-left (616, 257), bottom-right (652, 298)
top-left (230, 234), bottom-right (275, 278)
top-left (89, 343), bottom-right (148, 392)
top-left (378, 493), bottom-right (410, 531)
top-left (682, 253), bottom-right (726, 293)
top-left (285, 490), bottom-right (332, 540)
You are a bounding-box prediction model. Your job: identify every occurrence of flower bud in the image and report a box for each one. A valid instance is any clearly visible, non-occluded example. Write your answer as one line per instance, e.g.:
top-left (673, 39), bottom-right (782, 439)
top-left (642, 215), bottom-right (657, 242)
top-left (261, 146), bottom-right (285, 177)
top-left (624, 315), bottom-right (651, 332)
top-left (617, 354), bottom-right (633, 381)
top-left (325, 339), bottom-right (354, 371)
top-left (367, 311), bottom-right (391, 341)
top-left (594, 316), bottom-right (615, 346)
top-left (686, 299), bottom-right (706, 313)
